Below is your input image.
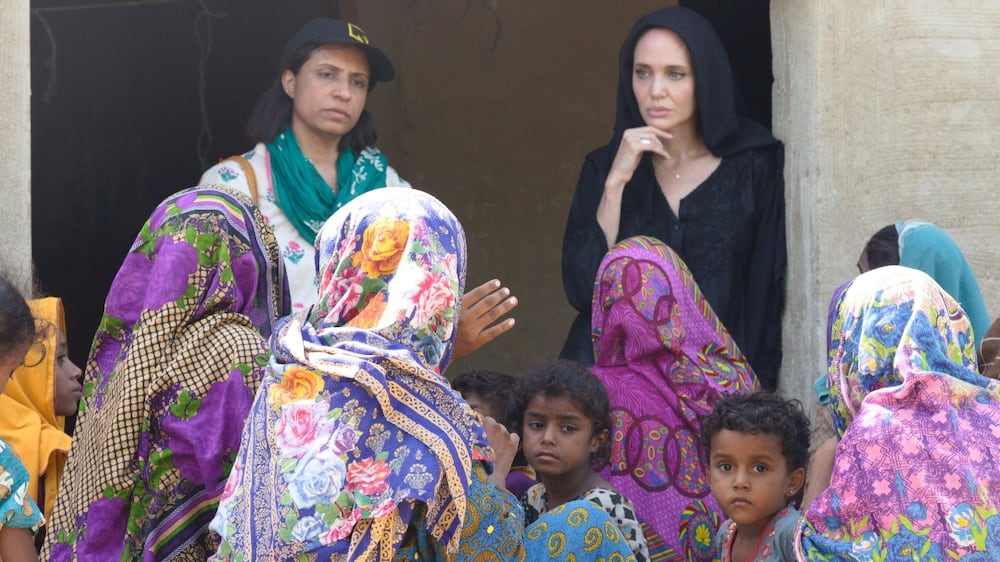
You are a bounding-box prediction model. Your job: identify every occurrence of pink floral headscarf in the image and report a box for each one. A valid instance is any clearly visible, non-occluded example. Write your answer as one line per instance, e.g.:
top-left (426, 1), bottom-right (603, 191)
top-left (799, 266), bottom-right (1000, 560)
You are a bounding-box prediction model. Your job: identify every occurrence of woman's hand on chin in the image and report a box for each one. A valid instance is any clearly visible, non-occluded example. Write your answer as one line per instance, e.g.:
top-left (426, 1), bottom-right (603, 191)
top-left (605, 126), bottom-right (674, 191)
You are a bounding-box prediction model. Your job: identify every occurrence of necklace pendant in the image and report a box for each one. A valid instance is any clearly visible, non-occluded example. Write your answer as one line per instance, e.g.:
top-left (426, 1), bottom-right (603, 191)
top-left (674, 173), bottom-right (681, 179)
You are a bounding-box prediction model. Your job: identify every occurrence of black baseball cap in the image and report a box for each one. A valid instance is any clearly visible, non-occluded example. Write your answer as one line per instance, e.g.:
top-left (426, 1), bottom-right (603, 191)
top-left (279, 18), bottom-right (396, 84)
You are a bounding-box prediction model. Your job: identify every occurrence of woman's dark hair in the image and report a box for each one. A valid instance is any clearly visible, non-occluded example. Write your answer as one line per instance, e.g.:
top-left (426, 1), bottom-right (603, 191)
top-left (0, 275), bottom-right (38, 362)
top-left (451, 369), bottom-right (520, 431)
top-left (245, 42), bottom-right (378, 153)
top-left (860, 224), bottom-right (900, 271)
top-left (700, 391), bottom-right (811, 473)
top-left (518, 360), bottom-right (612, 465)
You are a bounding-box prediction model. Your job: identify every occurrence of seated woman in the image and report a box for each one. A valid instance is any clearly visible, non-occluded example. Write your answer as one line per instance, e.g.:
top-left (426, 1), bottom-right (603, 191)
top-left (857, 220), bottom-right (989, 347)
top-left (590, 236), bottom-right (758, 561)
top-left (209, 188), bottom-right (636, 561)
top-left (42, 186), bottom-right (290, 560)
top-left (813, 219), bottom-right (992, 445)
top-left (0, 297), bottom-right (82, 544)
top-left (798, 266), bottom-right (1000, 560)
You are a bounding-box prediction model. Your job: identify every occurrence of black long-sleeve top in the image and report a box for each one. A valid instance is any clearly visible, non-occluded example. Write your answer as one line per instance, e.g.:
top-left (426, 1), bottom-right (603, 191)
top-left (560, 144), bottom-right (786, 390)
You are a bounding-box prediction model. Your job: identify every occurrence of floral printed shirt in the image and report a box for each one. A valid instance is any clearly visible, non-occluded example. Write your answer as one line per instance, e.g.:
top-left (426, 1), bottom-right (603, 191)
top-left (200, 144), bottom-right (409, 312)
top-left (0, 438), bottom-right (44, 533)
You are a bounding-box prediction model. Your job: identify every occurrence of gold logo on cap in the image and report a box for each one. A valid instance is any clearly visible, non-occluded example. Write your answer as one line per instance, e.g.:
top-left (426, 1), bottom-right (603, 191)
top-left (348, 23), bottom-right (369, 45)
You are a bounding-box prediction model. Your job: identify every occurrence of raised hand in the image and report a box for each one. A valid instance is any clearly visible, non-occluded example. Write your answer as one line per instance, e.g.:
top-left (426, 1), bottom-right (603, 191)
top-left (479, 414), bottom-right (520, 489)
top-left (453, 279), bottom-right (518, 359)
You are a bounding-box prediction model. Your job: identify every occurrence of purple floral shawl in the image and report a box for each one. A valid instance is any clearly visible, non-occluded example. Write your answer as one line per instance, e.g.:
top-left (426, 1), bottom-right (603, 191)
top-left (591, 236), bottom-right (758, 562)
top-left (43, 186), bottom-right (289, 561)
top-left (210, 188), bottom-right (490, 561)
top-left (798, 266), bottom-right (1000, 560)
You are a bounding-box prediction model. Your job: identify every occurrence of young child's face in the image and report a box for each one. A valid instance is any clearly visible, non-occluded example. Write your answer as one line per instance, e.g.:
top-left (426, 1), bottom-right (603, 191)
top-left (522, 394), bottom-right (606, 480)
top-left (707, 429), bottom-right (804, 532)
top-left (462, 391), bottom-right (502, 422)
top-left (53, 330), bottom-right (84, 417)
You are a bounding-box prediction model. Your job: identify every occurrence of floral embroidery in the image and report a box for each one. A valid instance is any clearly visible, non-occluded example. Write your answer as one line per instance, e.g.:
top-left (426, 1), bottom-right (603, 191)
top-left (274, 401), bottom-right (337, 458)
top-left (0, 438), bottom-right (44, 533)
top-left (259, 390), bottom-right (401, 546)
top-left (947, 503), bottom-right (986, 548)
top-left (312, 200), bottom-right (461, 371)
top-left (283, 240), bottom-right (305, 265)
top-left (218, 165), bottom-right (239, 182)
top-left (680, 500), bottom-right (719, 562)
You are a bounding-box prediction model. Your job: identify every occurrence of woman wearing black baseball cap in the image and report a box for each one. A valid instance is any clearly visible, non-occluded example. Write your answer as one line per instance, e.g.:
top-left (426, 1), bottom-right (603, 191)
top-left (201, 18), bottom-right (517, 358)
top-left (200, 18), bottom-right (406, 314)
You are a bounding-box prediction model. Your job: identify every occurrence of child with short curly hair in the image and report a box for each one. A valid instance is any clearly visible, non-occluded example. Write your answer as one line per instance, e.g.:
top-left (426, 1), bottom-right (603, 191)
top-left (519, 360), bottom-right (650, 562)
top-left (700, 391), bottom-right (810, 562)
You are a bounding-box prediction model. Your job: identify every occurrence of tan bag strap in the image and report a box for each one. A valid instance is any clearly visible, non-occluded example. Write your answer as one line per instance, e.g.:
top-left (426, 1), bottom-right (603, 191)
top-left (222, 155), bottom-right (259, 205)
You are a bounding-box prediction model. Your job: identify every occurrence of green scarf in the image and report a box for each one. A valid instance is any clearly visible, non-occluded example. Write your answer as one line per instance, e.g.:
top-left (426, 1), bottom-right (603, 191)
top-left (266, 127), bottom-right (390, 242)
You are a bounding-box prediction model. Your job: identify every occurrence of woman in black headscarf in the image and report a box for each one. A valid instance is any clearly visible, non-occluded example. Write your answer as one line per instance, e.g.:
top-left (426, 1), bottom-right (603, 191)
top-left (561, 6), bottom-right (786, 390)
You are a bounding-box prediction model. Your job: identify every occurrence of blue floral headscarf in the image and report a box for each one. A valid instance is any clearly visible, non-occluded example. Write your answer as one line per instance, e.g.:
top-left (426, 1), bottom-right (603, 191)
top-left (799, 266), bottom-right (1000, 561)
top-left (211, 188), bottom-right (489, 561)
top-left (827, 266), bottom-right (983, 435)
top-left (306, 187), bottom-right (465, 373)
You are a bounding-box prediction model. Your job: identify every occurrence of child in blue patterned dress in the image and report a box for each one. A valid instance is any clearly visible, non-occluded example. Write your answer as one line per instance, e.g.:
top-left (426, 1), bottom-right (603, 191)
top-left (518, 360), bottom-right (650, 562)
top-left (0, 275), bottom-right (46, 561)
top-left (701, 391), bottom-right (810, 562)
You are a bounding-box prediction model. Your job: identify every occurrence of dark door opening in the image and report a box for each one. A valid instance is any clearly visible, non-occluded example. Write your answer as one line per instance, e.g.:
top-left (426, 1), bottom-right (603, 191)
top-left (682, 0), bottom-right (773, 130)
top-left (30, 1), bottom-right (340, 368)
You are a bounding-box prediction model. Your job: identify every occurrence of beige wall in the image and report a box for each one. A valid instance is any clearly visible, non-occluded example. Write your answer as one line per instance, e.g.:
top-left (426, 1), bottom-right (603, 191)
top-left (355, 1), bottom-right (675, 376)
top-left (0, 2), bottom-right (32, 294)
top-left (773, 1), bottom-right (1000, 405)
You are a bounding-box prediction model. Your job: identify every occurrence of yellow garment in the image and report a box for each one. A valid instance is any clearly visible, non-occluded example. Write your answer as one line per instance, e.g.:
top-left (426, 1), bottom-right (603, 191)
top-left (0, 297), bottom-right (72, 522)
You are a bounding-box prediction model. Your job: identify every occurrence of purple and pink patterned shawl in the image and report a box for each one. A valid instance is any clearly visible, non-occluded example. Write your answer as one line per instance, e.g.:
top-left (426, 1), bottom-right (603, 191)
top-left (591, 236), bottom-right (758, 562)
top-left (43, 186), bottom-right (289, 561)
top-left (798, 265), bottom-right (1000, 560)
top-left (210, 189), bottom-right (490, 561)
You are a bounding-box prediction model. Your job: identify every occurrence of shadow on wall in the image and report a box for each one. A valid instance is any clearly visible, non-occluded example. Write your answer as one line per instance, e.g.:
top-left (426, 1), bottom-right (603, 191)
top-left (31, 0), bottom-right (773, 378)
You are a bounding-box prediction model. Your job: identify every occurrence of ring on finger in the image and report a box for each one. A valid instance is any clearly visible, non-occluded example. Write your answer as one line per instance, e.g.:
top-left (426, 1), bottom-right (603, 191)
top-left (639, 138), bottom-right (653, 146)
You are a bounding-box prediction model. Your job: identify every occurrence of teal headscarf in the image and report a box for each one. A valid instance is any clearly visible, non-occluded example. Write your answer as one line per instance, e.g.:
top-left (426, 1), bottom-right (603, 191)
top-left (266, 126), bottom-right (390, 243)
top-left (896, 219), bottom-right (990, 347)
